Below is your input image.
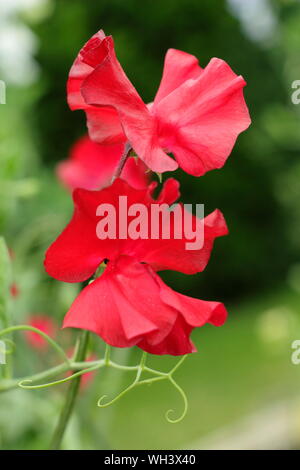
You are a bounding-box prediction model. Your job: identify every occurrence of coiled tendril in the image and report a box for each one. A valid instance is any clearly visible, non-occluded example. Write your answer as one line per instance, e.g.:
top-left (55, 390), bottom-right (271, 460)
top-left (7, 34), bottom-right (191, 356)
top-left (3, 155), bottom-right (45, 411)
top-left (97, 350), bottom-right (188, 423)
top-left (0, 328), bottom-right (189, 423)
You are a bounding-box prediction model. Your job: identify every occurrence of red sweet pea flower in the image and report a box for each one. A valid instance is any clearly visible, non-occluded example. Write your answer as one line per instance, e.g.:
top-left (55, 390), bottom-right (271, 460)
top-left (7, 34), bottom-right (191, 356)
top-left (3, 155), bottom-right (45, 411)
top-left (25, 315), bottom-right (56, 350)
top-left (10, 282), bottom-right (19, 298)
top-left (44, 178), bottom-right (228, 355)
top-left (67, 30), bottom-right (251, 176)
top-left (57, 134), bottom-right (149, 191)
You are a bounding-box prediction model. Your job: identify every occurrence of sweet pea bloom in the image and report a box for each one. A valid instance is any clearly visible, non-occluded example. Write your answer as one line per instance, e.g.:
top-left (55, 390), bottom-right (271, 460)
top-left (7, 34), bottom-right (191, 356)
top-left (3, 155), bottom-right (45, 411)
top-left (57, 134), bottom-right (149, 191)
top-left (25, 315), bottom-right (56, 350)
top-left (68, 30), bottom-right (251, 176)
top-left (10, 282), bottom-right (19, 298)
top-left (44, 178), bottom-right (228, 355)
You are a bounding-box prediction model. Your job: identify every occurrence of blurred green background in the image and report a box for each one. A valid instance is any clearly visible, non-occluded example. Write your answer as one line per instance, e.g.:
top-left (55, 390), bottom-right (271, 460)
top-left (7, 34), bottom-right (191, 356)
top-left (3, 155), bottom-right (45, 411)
top-left (1, 0), bottom-right (300, 450)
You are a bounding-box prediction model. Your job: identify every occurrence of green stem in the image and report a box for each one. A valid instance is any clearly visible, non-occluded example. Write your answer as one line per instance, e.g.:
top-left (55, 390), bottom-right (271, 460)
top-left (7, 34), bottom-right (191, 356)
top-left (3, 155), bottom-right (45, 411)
top-left (111, 142), bottom-right (131, 183)
top-left (0, 359), bottom-right (143, 394)
top-left (0, 363), bottom-right (69, 393)
top-left (104, 344), bottom-right (111, 365)
top-left (49, 330), bottom-right (89, 450)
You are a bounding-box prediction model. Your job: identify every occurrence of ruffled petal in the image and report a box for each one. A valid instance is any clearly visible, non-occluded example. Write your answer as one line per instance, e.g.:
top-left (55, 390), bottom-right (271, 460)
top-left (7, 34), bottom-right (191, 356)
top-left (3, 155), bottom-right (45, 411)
top-left (154, 48), bottom-right (202, 105)
top-left (93, 177), bottom-right (228, 275)
top-left (56, 135), bottom-right (125, 190)
top-left (44, 179), bottom-right (155, 282)
top-left (56, 135), bottom-right (149, 191)
top-left (45, 178), bottom-right (228, 282)
top-left (44, 188), bottom-right (114, 283)
top-left (158, 277), bottom-right (228, 328)
top-left (26, 315), bottom-right (56, 350)
top-left (85, 108), bottom-right (125, 145)
top-left (67, 30), bottom-right (111, 113)
top-left (138, 274), bottom-right (227, 355)
top-left (132, 207), bottom-right (228, 274)
top-left (67, 30), bottom-right (106, 111)
top-left (67, 30), bottom-right (125, 144)
top-left (62, 256), bottom-right (227, 355)
top-left (154, 58), bottom-right (251, 176)
top-left (81, 36), bottom-right (177, 173)
top-left (63, 256), bottom-right (177, 347)
top-left (120, 157), bottom-right (150, 190)
top-left (155, 177), bottom-right (180, 204)
top-left (69, 33), bottom-right (250, 175)
top-left (138, 316), bottom-right (195, 355)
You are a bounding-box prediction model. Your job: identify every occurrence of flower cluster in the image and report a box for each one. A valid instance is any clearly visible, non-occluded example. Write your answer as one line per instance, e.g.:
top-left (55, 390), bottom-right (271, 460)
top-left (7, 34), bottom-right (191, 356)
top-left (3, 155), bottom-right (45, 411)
top-left (46, 30), bottom-right (250, 356)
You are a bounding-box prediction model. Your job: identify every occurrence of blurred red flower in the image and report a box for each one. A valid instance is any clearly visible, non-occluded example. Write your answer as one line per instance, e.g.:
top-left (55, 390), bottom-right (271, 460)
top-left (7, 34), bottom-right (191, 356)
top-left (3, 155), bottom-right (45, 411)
top-left (10, 283), bottom-right (19, 298)
top-left (68, 30), bottom-right (251, 176)
top-left (57, 134), bottom-right (149, 191)
top-left (25, 315), bottom-right (56, 350)
top-left (44, 178), bottom-right (228, 355)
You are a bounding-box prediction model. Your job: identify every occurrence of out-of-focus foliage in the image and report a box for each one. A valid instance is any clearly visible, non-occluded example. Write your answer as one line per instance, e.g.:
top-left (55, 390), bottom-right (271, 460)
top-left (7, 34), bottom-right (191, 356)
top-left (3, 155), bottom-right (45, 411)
top-left (0, 237), bottom-right (11, 328)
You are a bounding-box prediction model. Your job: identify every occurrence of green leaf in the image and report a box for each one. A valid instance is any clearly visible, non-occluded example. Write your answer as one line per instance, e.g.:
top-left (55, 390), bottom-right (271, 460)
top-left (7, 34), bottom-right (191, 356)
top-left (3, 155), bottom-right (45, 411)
top-left (0, 237), bottom-right (12, 329)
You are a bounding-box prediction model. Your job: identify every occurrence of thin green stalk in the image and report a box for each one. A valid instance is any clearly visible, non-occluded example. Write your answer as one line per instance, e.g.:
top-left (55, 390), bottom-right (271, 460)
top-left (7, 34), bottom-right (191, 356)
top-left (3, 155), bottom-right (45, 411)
top-left (104, 344), bottom-right (111, 365)
top-left (111, 142), bottom-right (131, 182)
top-left (0, 359), bottom-right (144, 394)
top-left (49, 330), bottom-right (89, 450)
top-left (0, 363), bottom-right (69, 393)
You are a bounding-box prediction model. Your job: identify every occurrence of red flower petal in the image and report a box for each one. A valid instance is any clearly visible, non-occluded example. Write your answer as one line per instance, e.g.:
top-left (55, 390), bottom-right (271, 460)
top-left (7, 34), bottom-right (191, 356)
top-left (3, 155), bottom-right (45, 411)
top-left (63, 256), bottom-right (177, 348)
top-left (155, 177), bottom-right (180, 205)
top-left (81, 34), bottom-right (178, 173)
top-left (154, 48), bottom-right (202, 105)
top-left (138, 316), bottom-right (196, 356)
top-left (133, 207), bottom-right (228, 274)
top-left (157, 276), bottom-right (227, 328)
top-left (67, 30), bottom-right (107, 111)
top-left (44, 189), bottom-right (105, 283)
top-left (120, 157), bottom-right (150, 190)
top-left (56, 135), bottom-right (149, 191)
top-left (67, 31), bottom-right (125, 144)
top-left (154, 58), bottom-right (251, 176)
top-left (44, 179), bottom-right (153, 282)
top-left (57, 135), bottom-right (124, 190)
top-left (26, 315), bottom-right (56, 350)
top-left (44, 178), bottom-right (227, 282)
top-left (10, 282), bottom-right (19, 298)
top-left (63, 256), bottom-right (227, 355)
top-left (85, 108), bottom-right (125, 145)
top-left (138, 275), bottom-right (227, 355)
top-left (69, 32), bottom-right (250, 175)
